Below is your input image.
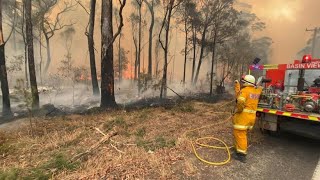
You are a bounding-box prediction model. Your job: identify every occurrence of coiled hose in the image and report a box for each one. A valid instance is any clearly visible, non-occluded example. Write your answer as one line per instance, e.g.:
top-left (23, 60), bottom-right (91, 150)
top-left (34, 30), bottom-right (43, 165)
top-left (183, 100), bottom-right (235, 166)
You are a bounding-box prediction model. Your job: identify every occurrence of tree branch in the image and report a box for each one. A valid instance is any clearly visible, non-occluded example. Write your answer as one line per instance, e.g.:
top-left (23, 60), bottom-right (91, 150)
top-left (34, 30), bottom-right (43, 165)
top-left (74, 0), bottom-right (89, 15)
top-left (106, 0), bottom-right (126, 49)
top-left (4, 0), bottom-right (17, 45)
top-left (43, 1), bottom-right (77, 39)
top-left (70, 129), bottom-right (118, 162)
top-left (172, 0), bottom-right (182, 9)
top-left (158, 6), bottom-right (168, 50)
top-left (73, 0), bottom-right (90, 35)
top-left (5, 23), bottom-right (47, 49)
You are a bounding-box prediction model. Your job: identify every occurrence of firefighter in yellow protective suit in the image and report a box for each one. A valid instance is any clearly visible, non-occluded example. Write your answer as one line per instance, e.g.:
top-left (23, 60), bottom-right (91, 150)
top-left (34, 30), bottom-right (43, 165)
top-left (233, 75), bottom-right (262, 163)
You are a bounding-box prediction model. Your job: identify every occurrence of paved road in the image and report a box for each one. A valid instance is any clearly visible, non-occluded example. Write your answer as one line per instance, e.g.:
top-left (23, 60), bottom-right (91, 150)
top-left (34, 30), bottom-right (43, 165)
top-left (252, 132), bottom-right (319, 180)
top-left (225, 131), bottom-right (320, 180)
top-left (187, 130), bottom-right (320, 180)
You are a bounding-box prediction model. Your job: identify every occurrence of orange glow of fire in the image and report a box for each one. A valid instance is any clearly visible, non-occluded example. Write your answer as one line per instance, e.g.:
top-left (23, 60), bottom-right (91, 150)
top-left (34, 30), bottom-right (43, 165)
top-left (79, 74), bottom-right (86, 81)
top-left (123, 65), bottom-right (135, 79)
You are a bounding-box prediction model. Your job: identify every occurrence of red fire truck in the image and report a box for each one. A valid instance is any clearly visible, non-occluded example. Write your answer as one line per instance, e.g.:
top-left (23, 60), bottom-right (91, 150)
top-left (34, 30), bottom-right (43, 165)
top-left (249, 55), bottom-right (320, 138)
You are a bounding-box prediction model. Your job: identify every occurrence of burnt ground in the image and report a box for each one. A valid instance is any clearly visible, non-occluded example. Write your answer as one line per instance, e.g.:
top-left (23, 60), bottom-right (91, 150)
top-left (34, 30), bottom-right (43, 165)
top-left (0, 93), bottom-right (231, 124)
top-left (0, 98), bottom-right (319, 179)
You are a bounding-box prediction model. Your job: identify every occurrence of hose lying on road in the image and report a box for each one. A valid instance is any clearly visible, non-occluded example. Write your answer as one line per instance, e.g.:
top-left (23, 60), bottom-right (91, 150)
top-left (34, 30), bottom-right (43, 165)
top-left (183, 100), bottom-right (235, 166)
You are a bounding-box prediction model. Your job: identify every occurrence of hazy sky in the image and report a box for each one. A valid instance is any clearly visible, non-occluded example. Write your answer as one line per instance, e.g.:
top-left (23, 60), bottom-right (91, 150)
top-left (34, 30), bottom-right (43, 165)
top-left (6, 0), bottom-right (319, 81)
top-left (241, 0), bottom-right (320, 63)
top-left (44, 0), bottom-right (320, 80)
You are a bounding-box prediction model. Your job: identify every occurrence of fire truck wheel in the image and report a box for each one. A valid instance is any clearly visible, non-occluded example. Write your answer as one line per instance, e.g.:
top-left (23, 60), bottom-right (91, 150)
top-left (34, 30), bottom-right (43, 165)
top-left (266, 129), bottom-right (281, 137)
top-left (259, 127), bottom-right (281, 137)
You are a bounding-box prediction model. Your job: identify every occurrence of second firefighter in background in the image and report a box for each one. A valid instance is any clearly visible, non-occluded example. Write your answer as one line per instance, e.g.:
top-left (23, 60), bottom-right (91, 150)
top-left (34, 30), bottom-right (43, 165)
top-left (233, 75), bottom-right (262, 163)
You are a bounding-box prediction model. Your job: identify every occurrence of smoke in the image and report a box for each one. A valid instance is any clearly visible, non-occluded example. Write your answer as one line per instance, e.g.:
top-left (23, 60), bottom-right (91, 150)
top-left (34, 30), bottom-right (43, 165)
top-left (239, 0), bottom-right (320, 63)
top-left (0, 0), bottom-right (319, 118)
top-left (115, 78), bottom-right (212, 104)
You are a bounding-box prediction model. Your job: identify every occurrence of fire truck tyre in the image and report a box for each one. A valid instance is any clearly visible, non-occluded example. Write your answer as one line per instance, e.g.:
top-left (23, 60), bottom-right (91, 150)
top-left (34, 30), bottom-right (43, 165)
top-left (304, 100), bottom-right (316, 112)
top-left (259, 122), bottom-right (280, 136)
top-left (266, 129), bottom-right (281, 137)
top-left (259, 128), bottom-right (267, 134)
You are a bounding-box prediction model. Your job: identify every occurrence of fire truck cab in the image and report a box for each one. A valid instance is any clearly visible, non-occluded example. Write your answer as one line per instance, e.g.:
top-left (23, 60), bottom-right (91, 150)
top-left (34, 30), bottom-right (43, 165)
top-left (250, 55), bottom-right (320, 139)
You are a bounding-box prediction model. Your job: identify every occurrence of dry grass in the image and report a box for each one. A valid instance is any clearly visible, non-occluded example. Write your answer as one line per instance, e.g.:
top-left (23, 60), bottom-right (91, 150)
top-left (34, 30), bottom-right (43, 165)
top-left (0, 100), bottom-right (263, 179)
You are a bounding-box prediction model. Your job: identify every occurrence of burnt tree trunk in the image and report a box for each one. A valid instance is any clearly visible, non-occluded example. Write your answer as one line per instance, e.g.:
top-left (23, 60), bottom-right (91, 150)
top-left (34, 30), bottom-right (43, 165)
top-left (137, 2), bottom-right (142, 93)
top-left (100, 0), bottom-right (116, 108)
top-left (43, 33), bottom-right (51, 73)
top-left (24, 44), bottom-right (28, 87)
top-left (21, 4), bottom-right (29, 88)
top-left (0, 0), bottom-right (12, 116)
top-left (39, 28), bottom-right (43, 85)
top-left (25, 0), bottom-right (40, 109)
top-left (160, 1), bottom-right (174, 99)
top-left (133, 34), bottom-right (138, 80)
top-left (183, 15), bottom-right (188, 84)
top-left (12, 28), bottom-right (16, 51)
top-left (118, 33), bottom-right (122, 82)
top-left (155, 41), bottom-right (160, 78)
top-left (145, 0), bottom-right (154, 78)
top-left (0, 45), bottom-right (11, 116)
top-left (210, 31), bottom-right (217, 96)
top-left (88, 0), bottom-right (100, 96)
top-left (193, 25), bottom-right (208, 84)
top-left (191, 25), bottom-right (196, 83)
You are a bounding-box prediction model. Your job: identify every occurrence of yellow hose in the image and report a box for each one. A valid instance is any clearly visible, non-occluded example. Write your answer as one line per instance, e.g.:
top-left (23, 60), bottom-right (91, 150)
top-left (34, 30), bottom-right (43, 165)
top-left (183, 100), bottom-right (235, 166)
top-left (191, 137), bottom-right (232, 165)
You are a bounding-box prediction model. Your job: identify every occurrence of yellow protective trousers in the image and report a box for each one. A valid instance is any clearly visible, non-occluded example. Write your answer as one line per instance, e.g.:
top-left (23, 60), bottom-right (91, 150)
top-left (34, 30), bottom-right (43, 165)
top-left (233, 129), bottom-right (248, 154)
top-left (233, 112), bottom-right (256, 154)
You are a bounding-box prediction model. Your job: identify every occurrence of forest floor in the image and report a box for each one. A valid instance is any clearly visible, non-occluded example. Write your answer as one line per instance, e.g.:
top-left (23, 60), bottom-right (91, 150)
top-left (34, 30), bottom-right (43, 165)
top-left (1, 97), bottom-right (318, 179)
top-left (0, 98), bottom-right (259, 179)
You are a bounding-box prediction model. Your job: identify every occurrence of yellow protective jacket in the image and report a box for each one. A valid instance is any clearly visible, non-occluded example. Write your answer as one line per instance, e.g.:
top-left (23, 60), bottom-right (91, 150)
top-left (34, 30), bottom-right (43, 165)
top-left (233, 86), bottom-right (262, 130)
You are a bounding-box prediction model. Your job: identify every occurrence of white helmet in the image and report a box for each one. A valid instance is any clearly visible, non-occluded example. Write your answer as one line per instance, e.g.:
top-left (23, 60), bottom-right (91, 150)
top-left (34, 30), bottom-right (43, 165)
top-left (242, 75), bottom-right (256, 86)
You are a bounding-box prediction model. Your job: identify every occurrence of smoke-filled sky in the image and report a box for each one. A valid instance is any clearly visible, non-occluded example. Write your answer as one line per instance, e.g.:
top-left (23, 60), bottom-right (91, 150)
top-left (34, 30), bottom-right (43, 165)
top-left (240, 0), bottom-right (320, 63)
top-left (5, 0), bottom-right (320, 82)
top-left (55, 0), bottom-right (320, 70)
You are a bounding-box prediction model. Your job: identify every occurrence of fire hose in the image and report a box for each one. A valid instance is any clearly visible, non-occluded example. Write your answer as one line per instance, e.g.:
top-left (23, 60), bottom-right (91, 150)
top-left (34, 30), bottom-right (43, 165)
top-left (183, 100), bottom-right (235, 166)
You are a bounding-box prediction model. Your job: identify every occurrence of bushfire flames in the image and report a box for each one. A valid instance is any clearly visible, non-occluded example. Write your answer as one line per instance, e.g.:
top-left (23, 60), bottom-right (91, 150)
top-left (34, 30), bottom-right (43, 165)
top-left (123, 65), bottom-right (135, 79)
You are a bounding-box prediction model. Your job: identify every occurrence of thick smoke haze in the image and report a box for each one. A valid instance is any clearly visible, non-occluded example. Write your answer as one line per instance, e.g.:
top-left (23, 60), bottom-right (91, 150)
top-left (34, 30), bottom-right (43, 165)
top-left (3, 0), bottom-right (319, 83)
top-left (1, 0), bottom-right (318, 115)
top-left (241, 0), bottom-right (320, 63)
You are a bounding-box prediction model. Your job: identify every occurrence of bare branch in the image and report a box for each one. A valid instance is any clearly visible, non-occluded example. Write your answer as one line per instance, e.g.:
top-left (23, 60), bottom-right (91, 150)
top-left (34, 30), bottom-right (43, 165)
top-left (70, 130), bottom-right (118, 162)
top-left (73, 0), bottom-right (89, 15)
top-left (4, 0), bottom-right (17, 45)
top-left (141, 33), bottom-right (157, 49)
top-left (144, 0), bottom-right (152, 10)
top-left (47, 21), bottom-right (76, 39)
top-left (158, 6), bottom-right (169, 50)
top-left (134, 0), bottom-right (144, 7)
top-left (73, 0), bottom-right (90, 35)
top-left (106, 0), bottom-right (126, 49)
top-left (4, 22), bottom-right (47, 49)
top-left (172, 0), bottom-right (182, 10)
top-left (44, 1), bottom-right (77, 39)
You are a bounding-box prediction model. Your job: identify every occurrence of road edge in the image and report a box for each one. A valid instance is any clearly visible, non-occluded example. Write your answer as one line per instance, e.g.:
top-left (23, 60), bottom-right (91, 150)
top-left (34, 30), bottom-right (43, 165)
top-left (313, 157), bottom-right (320, 180)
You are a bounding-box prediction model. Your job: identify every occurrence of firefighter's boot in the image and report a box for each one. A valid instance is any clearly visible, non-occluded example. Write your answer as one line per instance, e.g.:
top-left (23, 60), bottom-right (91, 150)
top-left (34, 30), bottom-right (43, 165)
top-left (233, 152), bottom-right (247, 163)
